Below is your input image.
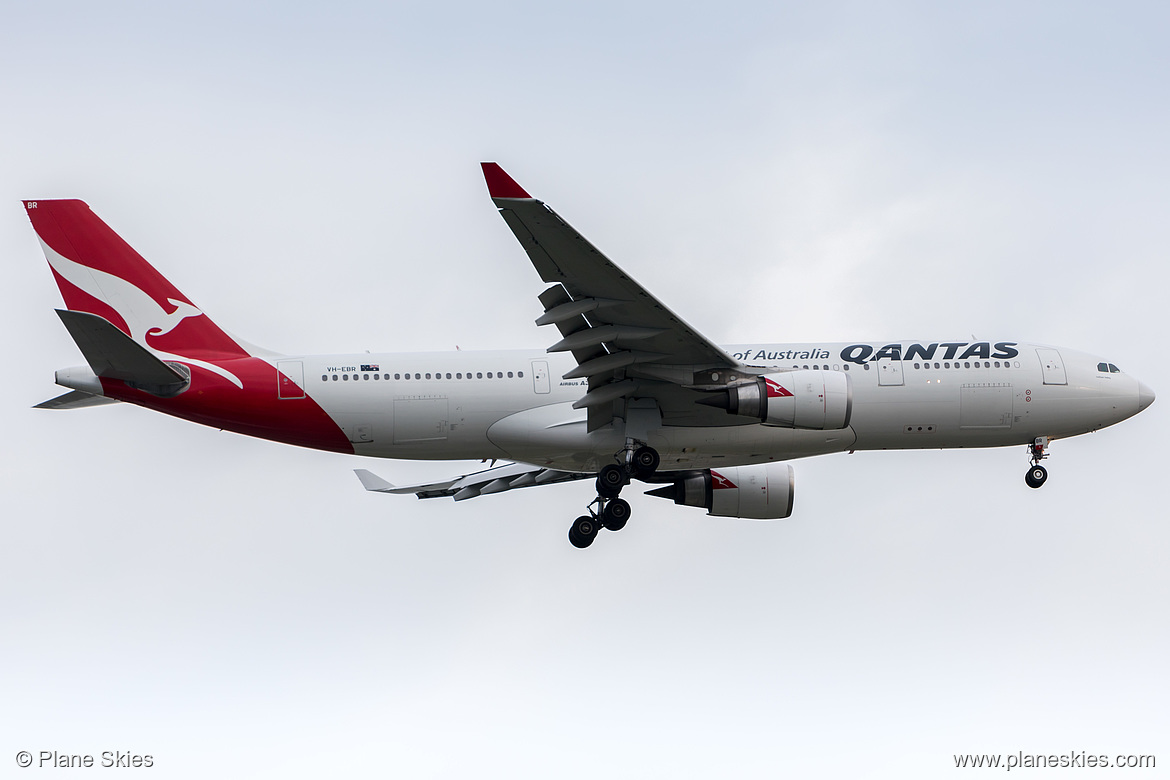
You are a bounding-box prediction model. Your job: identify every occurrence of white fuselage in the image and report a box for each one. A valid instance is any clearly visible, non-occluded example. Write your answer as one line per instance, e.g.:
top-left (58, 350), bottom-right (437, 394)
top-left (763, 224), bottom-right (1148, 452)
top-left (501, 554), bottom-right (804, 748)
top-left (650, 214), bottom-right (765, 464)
top-left (287, 341), bottom-right (1145, 473)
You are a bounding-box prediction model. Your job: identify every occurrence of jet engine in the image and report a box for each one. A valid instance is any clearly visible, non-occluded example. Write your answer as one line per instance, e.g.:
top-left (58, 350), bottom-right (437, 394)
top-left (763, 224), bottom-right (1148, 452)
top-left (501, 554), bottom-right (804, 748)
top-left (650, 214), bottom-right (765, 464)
top-left (699, 370), bottom-right (852, 430)
top-left (646, 462), bottom-right (795, 519)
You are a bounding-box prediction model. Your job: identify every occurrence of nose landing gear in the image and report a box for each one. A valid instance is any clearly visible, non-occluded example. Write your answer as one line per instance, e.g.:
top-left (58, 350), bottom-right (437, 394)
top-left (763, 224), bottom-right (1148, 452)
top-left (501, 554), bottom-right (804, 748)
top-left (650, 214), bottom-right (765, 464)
top-left (1025, 436), bottom-right (1049, 488)
top-left (567, 446), bottom-right (658, 547)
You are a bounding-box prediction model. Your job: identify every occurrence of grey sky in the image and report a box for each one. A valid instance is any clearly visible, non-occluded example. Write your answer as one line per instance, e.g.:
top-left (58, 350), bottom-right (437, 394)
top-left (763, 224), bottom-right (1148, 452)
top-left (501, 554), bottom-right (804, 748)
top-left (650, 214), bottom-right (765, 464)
top-left (2, 2), bottom-right (1167, 777)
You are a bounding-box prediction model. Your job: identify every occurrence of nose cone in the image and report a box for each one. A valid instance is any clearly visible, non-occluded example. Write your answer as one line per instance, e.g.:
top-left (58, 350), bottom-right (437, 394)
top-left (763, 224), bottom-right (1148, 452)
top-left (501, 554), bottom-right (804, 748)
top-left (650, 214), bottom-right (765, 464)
top-left (1138, 381), bottom-right (1156, 412)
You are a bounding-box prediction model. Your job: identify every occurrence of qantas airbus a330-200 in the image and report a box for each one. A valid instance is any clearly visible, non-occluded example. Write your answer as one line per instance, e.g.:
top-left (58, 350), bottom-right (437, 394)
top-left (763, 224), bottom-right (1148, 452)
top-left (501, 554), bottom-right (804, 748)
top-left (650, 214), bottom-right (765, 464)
top-left (27, 164), bottom-right (1155, 547)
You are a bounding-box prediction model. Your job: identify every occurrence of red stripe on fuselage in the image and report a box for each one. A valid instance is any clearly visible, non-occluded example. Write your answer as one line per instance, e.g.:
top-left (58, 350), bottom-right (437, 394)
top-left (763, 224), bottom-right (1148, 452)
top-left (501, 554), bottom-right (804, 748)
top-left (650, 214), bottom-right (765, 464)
top-left (102, 358), bottom-right (353, 454)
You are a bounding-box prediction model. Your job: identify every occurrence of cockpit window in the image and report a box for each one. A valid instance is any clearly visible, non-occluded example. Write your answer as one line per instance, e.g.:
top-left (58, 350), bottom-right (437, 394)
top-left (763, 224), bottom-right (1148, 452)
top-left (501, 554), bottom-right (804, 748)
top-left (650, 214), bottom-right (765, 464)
top-left (1097, 362), bottom-right (1109, 373)
top-left (1108, 363), bottom-right (1121, 374)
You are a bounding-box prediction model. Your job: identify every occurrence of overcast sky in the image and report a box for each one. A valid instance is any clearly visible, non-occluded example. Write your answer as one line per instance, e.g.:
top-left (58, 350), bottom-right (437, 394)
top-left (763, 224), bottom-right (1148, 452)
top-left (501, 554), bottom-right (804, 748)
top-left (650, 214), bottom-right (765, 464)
top-left (2, 2), bottom-right (1167, 777)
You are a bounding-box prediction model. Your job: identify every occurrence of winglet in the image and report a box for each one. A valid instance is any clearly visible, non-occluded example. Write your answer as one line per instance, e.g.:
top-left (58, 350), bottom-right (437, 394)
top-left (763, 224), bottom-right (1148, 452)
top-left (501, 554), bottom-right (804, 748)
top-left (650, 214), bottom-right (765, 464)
top-left (354, 469), bottom-right (396, 492)
top-left (481, 162), bottom-right (533, 199)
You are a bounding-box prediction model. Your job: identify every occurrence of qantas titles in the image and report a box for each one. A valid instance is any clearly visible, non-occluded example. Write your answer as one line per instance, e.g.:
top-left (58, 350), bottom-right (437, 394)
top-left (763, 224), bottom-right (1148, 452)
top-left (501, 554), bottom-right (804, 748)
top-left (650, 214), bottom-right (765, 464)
top-left (732, 341), bottom-right (1020, 366)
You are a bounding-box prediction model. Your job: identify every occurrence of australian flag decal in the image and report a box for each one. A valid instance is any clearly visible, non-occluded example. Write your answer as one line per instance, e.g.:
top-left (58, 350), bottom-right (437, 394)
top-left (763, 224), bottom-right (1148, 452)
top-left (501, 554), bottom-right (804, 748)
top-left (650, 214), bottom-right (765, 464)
top-left (361, 364), bottom-right (380, 372)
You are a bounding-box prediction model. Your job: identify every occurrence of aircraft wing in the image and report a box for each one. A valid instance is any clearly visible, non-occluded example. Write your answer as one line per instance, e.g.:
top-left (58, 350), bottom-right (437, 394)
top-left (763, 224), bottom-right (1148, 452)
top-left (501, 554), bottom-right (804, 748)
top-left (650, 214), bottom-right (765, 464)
top-left (355, 462), bottom-right (590, 501)
top-left (482, 163), bottom-right (751, 431)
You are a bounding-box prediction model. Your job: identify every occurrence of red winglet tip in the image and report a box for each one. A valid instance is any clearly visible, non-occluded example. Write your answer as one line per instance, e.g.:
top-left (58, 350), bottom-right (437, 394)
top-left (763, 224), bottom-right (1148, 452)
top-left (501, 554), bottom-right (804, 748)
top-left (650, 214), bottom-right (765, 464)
top-left (481, 162), bottom-right (532, 199)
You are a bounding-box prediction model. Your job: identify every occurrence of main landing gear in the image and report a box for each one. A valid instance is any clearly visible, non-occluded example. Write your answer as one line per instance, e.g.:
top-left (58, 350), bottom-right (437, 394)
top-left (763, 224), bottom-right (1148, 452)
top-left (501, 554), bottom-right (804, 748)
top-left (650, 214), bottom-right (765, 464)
top-left (1025, 436), bottom-right (1049, 489)
top-left (567, 445), bottom-right (658, 548)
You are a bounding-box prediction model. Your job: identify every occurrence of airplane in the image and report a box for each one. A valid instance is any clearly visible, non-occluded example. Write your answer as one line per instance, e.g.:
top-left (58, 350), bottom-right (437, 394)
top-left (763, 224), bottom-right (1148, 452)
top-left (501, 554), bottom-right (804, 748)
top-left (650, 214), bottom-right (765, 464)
top-left (25, 163), bottom-right (1156, 548)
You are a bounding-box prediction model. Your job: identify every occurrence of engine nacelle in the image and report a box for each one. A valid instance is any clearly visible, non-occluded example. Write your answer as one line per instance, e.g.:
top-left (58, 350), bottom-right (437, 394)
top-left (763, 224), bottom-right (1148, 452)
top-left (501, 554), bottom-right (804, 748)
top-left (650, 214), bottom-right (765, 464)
top-left (647, 462), bottom-right (795, 520)
top-left (701, 370), bottom-right (852, 429)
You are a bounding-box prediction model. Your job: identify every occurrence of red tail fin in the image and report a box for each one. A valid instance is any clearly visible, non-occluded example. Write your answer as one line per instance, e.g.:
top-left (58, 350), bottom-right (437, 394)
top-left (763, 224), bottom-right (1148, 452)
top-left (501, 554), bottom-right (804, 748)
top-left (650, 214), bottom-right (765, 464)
top-left (24, 199), bottom-right (248, 360)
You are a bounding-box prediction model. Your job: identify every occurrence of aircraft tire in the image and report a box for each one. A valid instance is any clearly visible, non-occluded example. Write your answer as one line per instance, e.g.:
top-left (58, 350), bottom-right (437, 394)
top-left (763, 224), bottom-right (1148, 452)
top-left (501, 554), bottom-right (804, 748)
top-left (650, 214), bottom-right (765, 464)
top-left (632, 446), bottom-right (660, 477)
top-left (569, 516), bottom-right (598, 548)
top-left (603, 498), bottom-right (631, 531)
top-left (1025, 464), bottom-right (1048, 489)
top-left (597, 464), bottom-right (627, 498)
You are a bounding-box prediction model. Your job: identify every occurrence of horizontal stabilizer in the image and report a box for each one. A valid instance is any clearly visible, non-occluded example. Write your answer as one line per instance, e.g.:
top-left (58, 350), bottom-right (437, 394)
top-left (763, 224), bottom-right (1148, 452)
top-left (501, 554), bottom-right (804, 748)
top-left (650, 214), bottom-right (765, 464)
top-left (34, 390), bottom-right (121, 410)
top-left (57, 309), bottom-right (188, 389)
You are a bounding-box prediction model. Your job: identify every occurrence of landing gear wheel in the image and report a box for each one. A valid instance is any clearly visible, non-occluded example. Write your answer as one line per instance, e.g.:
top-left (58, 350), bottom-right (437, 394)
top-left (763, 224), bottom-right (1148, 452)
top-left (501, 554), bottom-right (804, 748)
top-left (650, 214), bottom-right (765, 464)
top-left (602, 498), bottom-right (631, 531)
top-left (596, 464), bottom-right (628, 498)
top-left (631, 446), bottom-right (660, 478)
top-left (568, 515), bottom-right (598, 548)
top-left (1025, 464), bottom-right (1048, 489)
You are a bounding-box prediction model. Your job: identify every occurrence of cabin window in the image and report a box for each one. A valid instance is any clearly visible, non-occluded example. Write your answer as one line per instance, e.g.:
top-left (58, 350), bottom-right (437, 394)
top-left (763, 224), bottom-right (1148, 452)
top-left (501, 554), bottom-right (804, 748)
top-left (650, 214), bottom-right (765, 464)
top-left (332, 374), bottom-right (338, 381)
top-left (477, 372), bottom-right (483, 379)
top-left (508, 371), bottom-right (514, 378)
top-left (863, 364), bottom-right (870, 371)
top-left (913, 363), bottom-right (920, 369)
top-left (843, 364), bottom-right (850, 370)
top-left (518, 371), bottom-right (524, 377)
top-left (343, 374), bottom-right (349, 381)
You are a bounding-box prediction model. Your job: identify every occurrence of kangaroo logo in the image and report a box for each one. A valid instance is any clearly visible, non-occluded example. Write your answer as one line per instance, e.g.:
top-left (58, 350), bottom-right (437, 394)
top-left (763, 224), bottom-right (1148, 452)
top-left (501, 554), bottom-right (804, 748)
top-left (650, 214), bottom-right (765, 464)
top-left (42, 242), bottom-right (244, 388)
top-left (710, 470), bottom-right (738, 490)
